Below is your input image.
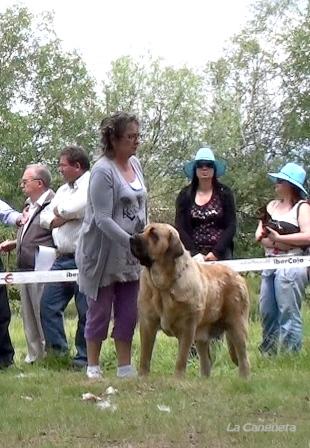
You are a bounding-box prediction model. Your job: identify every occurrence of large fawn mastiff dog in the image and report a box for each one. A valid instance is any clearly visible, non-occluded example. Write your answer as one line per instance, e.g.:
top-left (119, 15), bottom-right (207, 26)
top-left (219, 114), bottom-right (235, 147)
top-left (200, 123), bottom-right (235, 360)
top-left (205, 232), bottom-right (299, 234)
top-left (130, 223), bottom-right (250, 378)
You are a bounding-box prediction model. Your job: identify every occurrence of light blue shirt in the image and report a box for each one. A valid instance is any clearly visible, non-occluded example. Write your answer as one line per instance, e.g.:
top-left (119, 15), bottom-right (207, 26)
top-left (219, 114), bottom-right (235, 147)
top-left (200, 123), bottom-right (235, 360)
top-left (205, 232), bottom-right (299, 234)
top-left (0, 199), bottom-right (21, 226)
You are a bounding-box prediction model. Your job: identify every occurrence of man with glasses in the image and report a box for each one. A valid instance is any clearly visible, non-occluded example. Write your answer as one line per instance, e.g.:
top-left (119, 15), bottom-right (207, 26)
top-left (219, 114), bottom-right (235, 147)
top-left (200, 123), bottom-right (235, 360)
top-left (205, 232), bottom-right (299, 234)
top-left (40, 145), bottom-right (90, 369)
top-left (0, 164), bottom-right (55, 364)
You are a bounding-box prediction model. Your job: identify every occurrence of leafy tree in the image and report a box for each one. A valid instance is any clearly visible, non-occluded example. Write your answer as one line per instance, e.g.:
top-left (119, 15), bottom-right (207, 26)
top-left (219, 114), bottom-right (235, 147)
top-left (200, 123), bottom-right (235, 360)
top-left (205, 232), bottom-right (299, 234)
top-left (201, 0), bottom-right (309, 255)
top-left (280, 6), bottom-right (310, 166)
top-left (1, 1), bottom-right (309, 259)
top-left (0, 6), bottom-right (100, 208)
top-left (102, 56), bottom-right (206, 219)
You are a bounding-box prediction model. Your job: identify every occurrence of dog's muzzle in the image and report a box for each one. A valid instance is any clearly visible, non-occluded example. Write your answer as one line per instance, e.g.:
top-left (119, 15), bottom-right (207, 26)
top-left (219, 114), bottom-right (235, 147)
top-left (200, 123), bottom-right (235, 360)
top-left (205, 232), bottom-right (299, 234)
top-left (130, 235), bottom-right (153, 268)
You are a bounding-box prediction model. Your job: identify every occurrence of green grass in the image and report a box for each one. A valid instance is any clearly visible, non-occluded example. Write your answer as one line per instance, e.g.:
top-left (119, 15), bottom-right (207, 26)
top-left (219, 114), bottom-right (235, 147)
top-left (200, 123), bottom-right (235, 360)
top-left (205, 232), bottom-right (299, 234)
top-left (1, 299), bottom-right (310, 447)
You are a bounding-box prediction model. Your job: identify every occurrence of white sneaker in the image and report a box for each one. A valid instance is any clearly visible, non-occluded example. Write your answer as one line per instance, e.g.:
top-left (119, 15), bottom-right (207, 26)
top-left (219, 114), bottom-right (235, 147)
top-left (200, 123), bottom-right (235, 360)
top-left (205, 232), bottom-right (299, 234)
top-left (117, 365), bottom-right (137, 378)
top-left (25, 355), bottom-right (37, 364)
top-left (25, 351), bottom-right (46, 364)
top-left (86, 365), bottom-right (103, 379)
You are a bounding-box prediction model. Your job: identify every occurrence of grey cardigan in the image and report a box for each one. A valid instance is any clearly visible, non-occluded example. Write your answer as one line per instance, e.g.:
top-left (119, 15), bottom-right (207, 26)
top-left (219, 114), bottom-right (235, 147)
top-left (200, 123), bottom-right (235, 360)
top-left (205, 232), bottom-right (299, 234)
top-left (76, 155), bottom-right (147, 298)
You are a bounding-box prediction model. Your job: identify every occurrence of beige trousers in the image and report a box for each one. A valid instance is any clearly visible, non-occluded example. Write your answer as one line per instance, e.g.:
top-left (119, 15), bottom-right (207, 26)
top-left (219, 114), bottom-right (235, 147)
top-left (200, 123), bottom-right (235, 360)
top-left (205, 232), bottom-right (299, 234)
top-left (20, 283), bottom-right (45, 362)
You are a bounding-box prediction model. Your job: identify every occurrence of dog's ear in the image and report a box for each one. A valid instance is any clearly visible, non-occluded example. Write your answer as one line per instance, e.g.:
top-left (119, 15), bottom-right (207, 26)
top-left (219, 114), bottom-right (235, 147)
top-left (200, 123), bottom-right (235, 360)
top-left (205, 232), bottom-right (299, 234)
top-left (166, 230), bottom-right (184, 259)
top-left (257, 205), bottom-right (267, 222)
top-left (257, 204), bottom-right (272, 224)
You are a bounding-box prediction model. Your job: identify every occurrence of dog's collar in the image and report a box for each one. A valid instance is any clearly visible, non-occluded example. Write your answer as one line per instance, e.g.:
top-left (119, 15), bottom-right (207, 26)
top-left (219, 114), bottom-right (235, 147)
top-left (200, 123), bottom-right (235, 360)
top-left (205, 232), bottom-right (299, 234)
top-left (169, 261), bottom-right (190, 300)
top-left (149, 260), bottom-right (189, 294)
top-left (168, 261), bottom-right (190, 295)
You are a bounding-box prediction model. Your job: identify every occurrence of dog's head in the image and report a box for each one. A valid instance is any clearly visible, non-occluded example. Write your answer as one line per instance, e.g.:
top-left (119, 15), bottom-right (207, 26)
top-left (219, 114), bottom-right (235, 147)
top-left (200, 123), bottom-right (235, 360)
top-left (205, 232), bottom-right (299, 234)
top-left (256, 204), bottom-right (271, 241)
top-left (257, 204), bottom-right (271, 225)
top-left (130, 223), bottom-right (184, 267)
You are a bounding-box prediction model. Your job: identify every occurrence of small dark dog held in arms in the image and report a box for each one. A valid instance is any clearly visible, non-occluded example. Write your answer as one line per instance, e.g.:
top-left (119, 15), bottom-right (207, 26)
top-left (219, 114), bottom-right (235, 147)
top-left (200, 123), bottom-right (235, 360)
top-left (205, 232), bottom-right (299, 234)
top-left (130, 223), bottom-right (250, 378)
top-left (257, 204), bottom-right (300, 241)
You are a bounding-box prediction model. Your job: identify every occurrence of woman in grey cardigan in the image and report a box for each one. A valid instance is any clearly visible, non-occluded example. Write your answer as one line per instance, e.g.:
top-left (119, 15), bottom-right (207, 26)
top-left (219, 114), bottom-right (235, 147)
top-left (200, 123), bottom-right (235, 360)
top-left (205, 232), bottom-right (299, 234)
top-left (76, 112), bottom-right (147, 379)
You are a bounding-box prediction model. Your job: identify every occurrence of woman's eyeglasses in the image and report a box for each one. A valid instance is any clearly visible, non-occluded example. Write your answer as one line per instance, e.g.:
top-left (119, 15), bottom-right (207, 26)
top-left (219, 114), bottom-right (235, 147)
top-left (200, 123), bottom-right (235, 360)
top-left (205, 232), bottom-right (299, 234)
top-left (125, 133), bottom-right (141, 142)
top-left (196, 160), bottom-right (214, 169)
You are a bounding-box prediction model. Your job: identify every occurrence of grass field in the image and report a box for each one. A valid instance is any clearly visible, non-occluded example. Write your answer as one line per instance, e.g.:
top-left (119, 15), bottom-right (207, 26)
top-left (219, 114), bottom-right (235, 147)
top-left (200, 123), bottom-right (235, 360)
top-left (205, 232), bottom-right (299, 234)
top-left (1, 282), bottom-right (310, 448)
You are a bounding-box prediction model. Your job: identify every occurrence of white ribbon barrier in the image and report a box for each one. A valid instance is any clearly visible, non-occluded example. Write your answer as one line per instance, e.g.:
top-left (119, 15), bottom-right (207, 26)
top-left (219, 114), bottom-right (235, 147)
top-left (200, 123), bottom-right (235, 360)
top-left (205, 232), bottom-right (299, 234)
top-left (0, 255), bottom-right (310, 285)
top-left (0, 269), bottom-right (78, 285)
top-left (205, 254), bottom-right (310, 272)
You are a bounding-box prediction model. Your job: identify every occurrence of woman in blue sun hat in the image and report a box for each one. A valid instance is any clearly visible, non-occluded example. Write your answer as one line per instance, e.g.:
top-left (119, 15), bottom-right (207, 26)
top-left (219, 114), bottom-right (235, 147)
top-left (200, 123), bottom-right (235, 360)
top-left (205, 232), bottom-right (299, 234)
top-left (255, 162), bottom-right (310, 354)
top-left (175, 146), bottom-right (236, 261)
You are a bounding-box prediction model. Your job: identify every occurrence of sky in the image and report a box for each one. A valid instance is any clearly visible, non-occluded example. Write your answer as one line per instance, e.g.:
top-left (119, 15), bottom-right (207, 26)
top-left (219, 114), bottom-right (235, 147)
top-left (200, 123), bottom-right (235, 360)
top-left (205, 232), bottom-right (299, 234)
top-left (1, 0), bottom-right (254, 80)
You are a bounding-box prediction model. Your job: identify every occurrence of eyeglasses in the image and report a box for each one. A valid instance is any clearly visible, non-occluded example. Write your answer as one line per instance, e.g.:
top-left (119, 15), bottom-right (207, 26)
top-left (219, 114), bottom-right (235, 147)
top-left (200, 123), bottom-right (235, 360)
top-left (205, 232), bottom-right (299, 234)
top-left (20, 178), bottom-right (42, 186)
top-left (196, 160), bottom-right (214, 169)
top-left (124, 133), bottom-right (141, 142)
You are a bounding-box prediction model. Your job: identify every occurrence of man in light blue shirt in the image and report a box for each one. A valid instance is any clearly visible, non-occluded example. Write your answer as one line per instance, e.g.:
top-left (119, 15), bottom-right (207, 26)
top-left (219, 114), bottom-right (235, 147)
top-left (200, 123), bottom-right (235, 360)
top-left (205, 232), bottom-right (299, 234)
top-left (0, 200), bottom-right (22, 226)
top-left (0, 199), bottom-right (22, 368)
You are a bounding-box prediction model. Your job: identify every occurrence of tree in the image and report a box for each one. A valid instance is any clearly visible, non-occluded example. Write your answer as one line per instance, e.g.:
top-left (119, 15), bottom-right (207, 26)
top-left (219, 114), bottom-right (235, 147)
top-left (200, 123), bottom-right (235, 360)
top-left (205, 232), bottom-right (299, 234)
top-left (280, 6), bottom-right (310, 166)
top-left (0, 6), bottom-right (100, 207)
top-left (102, 56), bottom-right (206, 220)
top-left (201, 0), bottom-right (309, 255)
top-left (1, 1), bottom-right (308, 258)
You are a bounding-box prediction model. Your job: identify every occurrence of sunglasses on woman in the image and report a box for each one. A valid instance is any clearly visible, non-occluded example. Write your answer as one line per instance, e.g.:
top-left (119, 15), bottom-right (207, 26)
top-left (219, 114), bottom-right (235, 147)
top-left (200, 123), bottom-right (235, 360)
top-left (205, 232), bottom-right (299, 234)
top-left (196, 160), bottom-right (215, 169)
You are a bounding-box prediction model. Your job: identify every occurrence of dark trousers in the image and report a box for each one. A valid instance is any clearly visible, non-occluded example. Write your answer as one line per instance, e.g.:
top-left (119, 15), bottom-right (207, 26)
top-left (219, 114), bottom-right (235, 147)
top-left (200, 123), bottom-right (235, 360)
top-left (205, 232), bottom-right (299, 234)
top-left (40, 255), bottom-right (87, 363)
top-left (0, 258), bottom-right (14, 367)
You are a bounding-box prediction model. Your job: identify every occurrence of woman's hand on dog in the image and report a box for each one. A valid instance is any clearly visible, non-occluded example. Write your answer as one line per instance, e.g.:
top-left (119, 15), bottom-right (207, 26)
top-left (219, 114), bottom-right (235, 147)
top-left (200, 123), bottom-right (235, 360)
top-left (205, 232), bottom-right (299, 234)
top-left (203, 252), bottom-right (218, 261)
top-left (263, 228), bottom-right (293, 250)
top-left (265, 227), bottom-right (281, 242)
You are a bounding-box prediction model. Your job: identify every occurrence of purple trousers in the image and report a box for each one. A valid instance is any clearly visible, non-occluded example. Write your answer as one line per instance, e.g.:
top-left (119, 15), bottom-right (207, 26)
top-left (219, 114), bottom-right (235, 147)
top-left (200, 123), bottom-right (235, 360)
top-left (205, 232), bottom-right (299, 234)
top-left (85, 281), bottom-right (139, 342)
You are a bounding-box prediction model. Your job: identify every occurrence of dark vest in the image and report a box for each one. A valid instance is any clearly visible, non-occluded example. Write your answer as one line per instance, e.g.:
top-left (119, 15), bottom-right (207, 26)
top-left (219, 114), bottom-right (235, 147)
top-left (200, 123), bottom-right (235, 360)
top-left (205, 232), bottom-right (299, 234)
top-left (16, 190), bottom-right (55, 270)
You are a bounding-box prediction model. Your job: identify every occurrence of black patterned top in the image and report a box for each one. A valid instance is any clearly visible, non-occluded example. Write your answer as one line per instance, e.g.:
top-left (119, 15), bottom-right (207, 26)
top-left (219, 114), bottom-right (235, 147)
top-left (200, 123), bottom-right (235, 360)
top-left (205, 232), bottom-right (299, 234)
top-left (175, 182), bottom-right (236, 258)
top-left (191, 192), bottom-right (224, 255)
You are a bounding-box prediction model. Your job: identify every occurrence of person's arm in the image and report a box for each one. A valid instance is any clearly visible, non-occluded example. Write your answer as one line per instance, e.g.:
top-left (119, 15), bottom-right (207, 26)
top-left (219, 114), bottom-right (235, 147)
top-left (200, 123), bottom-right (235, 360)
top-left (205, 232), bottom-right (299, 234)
top-left (50, 215), bottom-right (67, 229)
top-left (211, 187), bottom-right (236, 259)
top-left (267, 202), bottom-right (310, 247)
top-left (0, 239), bottom-right (17, 252)
top-left (175, 189), bottom-right (197, 255)
top-left (0, 199), bottom-right (22, 226)
top-left (255, 220), bottom-right (274, 247)
top-left (55, 173), bottom-right (89, 220)
top-left (40, 190), bottom-right (69, 229)
top-left (90, 168), bottom-right (132, 248)
top-left (255, 220), bottom-right (265, 242)
top-left (40, 194), bottom-right (59, 230)
top-left (257, 233), bottom-right (291, 251)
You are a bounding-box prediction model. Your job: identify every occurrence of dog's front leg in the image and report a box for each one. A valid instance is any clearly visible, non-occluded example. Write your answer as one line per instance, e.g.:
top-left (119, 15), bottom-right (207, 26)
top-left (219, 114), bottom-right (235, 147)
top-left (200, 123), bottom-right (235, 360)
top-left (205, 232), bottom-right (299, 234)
top-left (139, 317), bottom-right (159, 376)
top-left (175, 325), bottom-right (196, 377)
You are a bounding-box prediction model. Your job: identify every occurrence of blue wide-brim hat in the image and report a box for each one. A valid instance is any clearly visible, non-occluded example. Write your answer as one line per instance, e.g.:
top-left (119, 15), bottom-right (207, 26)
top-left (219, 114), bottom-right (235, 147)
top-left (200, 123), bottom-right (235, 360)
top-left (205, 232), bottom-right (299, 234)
top-left (183, 147), bottom-right (226, 179)
top-left (268, 162), bottom-right (308, 197)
